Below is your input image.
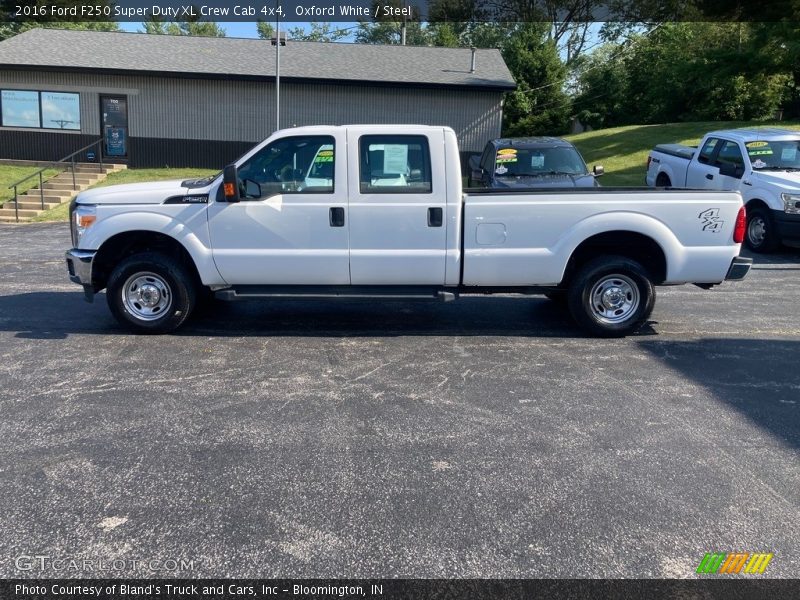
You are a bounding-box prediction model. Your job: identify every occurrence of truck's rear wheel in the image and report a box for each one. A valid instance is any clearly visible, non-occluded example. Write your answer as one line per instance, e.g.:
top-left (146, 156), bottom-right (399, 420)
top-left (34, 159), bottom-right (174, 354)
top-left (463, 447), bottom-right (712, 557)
top-left (106, 252), bottom-right (196, 333)
top-left (567, 256), bottom-right (655, 337)
top-left (745, 206), bottom-right (780, 253)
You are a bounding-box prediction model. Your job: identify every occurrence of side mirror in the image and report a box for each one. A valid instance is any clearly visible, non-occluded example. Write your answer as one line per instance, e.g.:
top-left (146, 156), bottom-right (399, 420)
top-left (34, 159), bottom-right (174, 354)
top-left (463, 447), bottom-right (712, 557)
top-left (470, 168), bottom-right (485, 185)
top-left (222, 164), bottom-right (240, 203)
top-left (593, 165), bottom-right (605, 177)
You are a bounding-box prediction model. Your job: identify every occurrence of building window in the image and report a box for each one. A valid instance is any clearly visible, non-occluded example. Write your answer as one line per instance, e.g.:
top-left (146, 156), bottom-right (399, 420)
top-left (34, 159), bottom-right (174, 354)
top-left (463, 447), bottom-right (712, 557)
top-left (1, 90), bottom-right (40, 128)
top-left (0, 89), bottom-right (81, 130)
top-left (359, 135), bottom-right (432, 194)
top-left (41, 91), bottom-right (81, 130)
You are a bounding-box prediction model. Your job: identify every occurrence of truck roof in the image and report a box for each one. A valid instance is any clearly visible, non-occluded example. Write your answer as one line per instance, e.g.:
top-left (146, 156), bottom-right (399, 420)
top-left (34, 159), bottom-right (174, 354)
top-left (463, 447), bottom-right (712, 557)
top-left (489, 137), bottom-right (574, 148)
top-left (274, 124), bottom-right (455, 136)
top-left (706, 127), bottom-right (800, 142)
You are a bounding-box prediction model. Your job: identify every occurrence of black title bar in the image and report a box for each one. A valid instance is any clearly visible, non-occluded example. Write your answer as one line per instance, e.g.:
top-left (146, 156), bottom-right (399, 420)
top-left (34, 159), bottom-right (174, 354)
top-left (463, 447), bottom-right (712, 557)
top-left (2, 579), bottom-right (800, 600)
top-left (1, 0), bottom-right (800, 23)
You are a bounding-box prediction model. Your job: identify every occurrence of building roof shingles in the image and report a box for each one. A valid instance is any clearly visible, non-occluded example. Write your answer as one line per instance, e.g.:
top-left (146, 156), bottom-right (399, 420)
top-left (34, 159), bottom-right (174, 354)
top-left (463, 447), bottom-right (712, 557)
top-left (0, 28), bottom-right (516, 90)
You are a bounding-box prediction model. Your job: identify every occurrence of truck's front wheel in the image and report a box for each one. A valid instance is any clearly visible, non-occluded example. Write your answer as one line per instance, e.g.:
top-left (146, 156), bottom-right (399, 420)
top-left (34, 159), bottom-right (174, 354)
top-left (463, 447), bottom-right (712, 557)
top-left (567, 256), bottom-right (655, 337)
top-left (745, 206), bottom-right (780, 253)
top-left (106, 252), bottom-right (196, 334)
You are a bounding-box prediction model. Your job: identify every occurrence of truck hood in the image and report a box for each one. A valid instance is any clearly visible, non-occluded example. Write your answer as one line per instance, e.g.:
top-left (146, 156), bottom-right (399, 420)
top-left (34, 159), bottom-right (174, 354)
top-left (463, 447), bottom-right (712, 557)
top-left (491, 173), bottom-right (599, 188)
top-left (750, 170), bottom-right (800, 191)
top-left (75, 180), bottom-right (202, 205)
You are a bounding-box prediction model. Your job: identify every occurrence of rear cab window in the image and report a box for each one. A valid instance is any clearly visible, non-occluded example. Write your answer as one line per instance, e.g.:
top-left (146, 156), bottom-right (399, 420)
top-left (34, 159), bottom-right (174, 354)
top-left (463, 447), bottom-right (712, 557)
top-left (358, 135), bottom-right (432, 194)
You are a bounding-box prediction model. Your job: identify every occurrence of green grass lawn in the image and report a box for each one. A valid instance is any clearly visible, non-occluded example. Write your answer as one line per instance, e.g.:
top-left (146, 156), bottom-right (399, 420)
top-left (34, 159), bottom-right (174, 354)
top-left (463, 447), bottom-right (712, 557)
top-left (566, 120), bottom-right (800, 187)
top-left (32, 167), bottom-right (217, 222)
top-left (0, 165), bottom-right (60, 206)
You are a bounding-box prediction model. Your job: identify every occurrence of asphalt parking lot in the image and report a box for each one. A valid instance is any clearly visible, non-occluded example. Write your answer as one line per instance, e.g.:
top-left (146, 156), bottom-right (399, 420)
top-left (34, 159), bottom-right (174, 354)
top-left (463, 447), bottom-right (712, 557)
top-left (0, 222), bottom-right (798, 578)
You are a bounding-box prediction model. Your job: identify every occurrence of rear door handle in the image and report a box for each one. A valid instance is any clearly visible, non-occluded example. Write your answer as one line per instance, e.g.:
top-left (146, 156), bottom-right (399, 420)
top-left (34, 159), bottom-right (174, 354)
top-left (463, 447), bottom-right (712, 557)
top-left (427, 207), bottom-right (443, 227)
top-left (329, 206), bottom-right (345, 227)
top-left (706, 174), bottom-right (714, 180)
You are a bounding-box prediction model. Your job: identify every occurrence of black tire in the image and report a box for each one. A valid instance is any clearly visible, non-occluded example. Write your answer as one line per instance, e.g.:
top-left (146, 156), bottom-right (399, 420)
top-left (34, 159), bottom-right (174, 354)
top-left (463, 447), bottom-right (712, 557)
top-left (567, 255), bottom-right (655, 337)
top-left (656, 173), bottom-right (672, 187)
top-left (745, 206), bottom-right (780, 253)
top-left (106, 252), bottom-right (196, 334)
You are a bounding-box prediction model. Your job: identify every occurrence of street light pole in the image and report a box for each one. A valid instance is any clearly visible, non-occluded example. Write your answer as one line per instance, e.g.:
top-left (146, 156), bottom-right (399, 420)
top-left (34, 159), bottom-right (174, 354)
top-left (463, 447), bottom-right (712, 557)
top-left (270, 6), bottom-right (286, 132)
top-left (275, 13), bottom-right (280, 131)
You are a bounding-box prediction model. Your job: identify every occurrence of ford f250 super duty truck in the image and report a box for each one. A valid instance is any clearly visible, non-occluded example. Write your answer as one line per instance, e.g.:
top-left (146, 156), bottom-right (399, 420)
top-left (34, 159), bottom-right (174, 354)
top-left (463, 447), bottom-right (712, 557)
top-left (646, 128), bottom-right (800, 252)
top-left (66, 125), bottom-right (751, 337)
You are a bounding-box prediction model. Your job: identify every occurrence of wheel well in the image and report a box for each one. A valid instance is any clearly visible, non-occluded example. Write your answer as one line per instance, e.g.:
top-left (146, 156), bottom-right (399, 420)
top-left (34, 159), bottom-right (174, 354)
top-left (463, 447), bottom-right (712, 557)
top-left (655, 172), bottom-right (671, 186)
top-left (92, 231), bottom-right (201, 291)
top-left (562, 231), bottom-right (667, 286)
top-left (745, 198), bottom-right (768, 213)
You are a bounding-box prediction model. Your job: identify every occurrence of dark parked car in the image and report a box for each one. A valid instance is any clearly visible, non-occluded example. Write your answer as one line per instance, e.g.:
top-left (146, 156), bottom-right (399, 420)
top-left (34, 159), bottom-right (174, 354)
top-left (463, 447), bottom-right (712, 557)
top-left (468, 137), bottom-right (604, 188)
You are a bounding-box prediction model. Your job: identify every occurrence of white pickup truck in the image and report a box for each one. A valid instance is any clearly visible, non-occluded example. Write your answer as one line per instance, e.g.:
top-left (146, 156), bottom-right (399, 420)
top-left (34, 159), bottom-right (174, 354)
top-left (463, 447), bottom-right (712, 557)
top-left (646, 128), bottom-right (800, 252)
top-left (66, 125), bottom-right (751, 337)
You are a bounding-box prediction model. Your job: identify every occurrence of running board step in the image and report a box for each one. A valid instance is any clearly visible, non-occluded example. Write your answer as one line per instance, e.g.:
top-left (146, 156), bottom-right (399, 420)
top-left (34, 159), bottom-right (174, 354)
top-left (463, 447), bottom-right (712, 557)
top-left (215, 286), bottom-right (457, 302)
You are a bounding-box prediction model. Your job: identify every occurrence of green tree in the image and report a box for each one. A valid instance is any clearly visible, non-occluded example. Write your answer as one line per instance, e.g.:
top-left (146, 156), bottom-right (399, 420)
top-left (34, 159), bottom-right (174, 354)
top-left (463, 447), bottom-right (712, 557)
top-left (500, 23), bottom-right (571, 136)
top-left (141, 6), bottom-right (225, 37)
top-left (287, 22), bottom-right (351, 42)
top-left (256, 20), bottom-right (274, 40)
top-left (0, 21), bottom-right (118, 42)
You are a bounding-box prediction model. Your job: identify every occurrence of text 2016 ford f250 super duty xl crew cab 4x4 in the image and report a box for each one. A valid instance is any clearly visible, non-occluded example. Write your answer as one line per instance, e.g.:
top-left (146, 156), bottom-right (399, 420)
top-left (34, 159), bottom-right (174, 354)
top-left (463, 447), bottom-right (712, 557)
top-left (646, 128), bottom-right (800, 252)
top-left (66, 125), bottom-right (751, 337)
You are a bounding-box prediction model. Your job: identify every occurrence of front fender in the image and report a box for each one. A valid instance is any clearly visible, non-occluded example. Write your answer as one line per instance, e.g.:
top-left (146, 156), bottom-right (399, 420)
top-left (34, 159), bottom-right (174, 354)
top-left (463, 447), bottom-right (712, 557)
top-left (79, 207), bottom-right (226, 286)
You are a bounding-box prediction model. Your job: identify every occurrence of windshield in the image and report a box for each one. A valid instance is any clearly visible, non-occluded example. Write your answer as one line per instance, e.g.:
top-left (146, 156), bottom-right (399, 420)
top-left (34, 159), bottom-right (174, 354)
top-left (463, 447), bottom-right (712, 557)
top-left (745, 140), bottom-right (800, 170)
top-left (493, 146), bottom-right (588, 177)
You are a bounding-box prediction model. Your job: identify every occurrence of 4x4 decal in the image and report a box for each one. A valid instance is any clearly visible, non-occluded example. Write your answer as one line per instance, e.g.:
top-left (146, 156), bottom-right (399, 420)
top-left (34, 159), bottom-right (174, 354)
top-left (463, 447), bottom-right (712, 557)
top-left (699, 208), bottom-right (724, 232)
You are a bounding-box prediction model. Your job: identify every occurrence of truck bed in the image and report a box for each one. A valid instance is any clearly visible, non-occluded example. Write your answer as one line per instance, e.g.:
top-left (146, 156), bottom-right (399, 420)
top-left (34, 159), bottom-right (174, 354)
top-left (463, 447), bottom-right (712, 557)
top-left (653, 144), bottom-right (696, 160)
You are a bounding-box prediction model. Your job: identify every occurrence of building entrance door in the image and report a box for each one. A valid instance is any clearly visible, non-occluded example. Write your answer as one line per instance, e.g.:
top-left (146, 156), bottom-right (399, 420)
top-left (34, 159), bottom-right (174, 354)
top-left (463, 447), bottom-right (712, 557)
top-left (100, 95), bottom-right (128, 159)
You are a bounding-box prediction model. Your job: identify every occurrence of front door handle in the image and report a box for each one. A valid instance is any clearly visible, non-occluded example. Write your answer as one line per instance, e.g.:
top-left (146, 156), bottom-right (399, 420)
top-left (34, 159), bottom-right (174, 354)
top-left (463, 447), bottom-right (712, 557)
top-left (706, 173), bottom-right (714, 180)
top-left (329, 206), bottom-right (345, 227)
top-left (427, 207), bottom-right (443, 227)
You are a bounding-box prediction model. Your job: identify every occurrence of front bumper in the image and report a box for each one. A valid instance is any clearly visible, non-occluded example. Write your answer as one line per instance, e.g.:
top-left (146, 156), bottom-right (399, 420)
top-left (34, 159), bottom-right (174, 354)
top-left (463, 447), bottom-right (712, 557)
top-left (65, 248), bottom-right (96, 301)
top-left (725, 256), bottom-right (752, 281)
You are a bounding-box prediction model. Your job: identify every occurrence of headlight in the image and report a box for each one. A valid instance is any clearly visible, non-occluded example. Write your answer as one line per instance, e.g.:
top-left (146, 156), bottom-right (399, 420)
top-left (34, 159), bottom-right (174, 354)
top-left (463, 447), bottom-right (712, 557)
top-left (781, 193), bottom-right (800, 214)
top-left (72, 204), bottom-right (97, 245)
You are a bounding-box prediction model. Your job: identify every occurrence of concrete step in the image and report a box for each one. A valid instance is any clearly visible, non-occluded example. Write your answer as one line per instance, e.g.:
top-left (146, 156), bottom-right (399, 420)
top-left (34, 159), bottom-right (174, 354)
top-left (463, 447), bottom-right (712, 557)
top-left (49, 175), bottom-right (101, 185)
top-left (0, 208), bottom-right (41, 218)
top-left (43, 182), bottom-right (92, 191)
top-left (22, 192), bottom-right (72, 202)
top-left (74, 165), bottom-right (123, 174)
top-left (6, 198), bottom-right (64, 209)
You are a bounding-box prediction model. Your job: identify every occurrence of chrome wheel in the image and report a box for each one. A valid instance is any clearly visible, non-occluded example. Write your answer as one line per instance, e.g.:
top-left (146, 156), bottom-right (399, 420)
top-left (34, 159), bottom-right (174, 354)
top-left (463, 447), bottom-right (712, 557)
top-left (589, 274), bottom-right (640, 324)
top-left (748, 216), bottom-right (766, 246)
top-left (121, 272), bottom-right (173, 321)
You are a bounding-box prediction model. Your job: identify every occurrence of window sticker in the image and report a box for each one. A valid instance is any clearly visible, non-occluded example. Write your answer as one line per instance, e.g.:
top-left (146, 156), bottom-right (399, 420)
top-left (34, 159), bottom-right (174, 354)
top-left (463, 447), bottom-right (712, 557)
top-left (315, 149), bottom-right (334, 163)
top-left (748, 149), bottom-right (773, 156)
top-left (383, 144), bottom-right (408, 174)
top-left (530, 153), bottom-right (545, 168)
top-left (781, 147), bottom-right (797, 161)
top-left (495, 165), bottom-right (508, 175)
top-left (752, 159), bottom-right (767, 169)
top-left (746, 141), bottom-right (769, 148)
top-left (496, 149), bottom-right (518, 164)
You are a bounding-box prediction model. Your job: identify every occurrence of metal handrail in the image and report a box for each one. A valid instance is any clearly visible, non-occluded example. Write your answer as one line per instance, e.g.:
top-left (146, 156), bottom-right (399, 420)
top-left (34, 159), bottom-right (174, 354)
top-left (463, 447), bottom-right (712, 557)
top-left (6, 138), bottom-right (104, 222)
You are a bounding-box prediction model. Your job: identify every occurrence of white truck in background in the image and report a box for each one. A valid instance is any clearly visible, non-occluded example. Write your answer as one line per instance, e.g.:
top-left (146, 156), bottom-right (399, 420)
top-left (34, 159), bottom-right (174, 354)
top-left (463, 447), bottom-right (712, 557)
top-left (66, 125), bottom-right (751, 337)
top-left (646, 128), bottom-right (800, 252)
